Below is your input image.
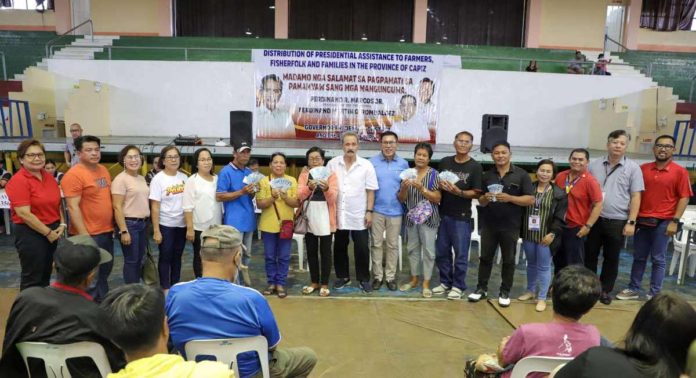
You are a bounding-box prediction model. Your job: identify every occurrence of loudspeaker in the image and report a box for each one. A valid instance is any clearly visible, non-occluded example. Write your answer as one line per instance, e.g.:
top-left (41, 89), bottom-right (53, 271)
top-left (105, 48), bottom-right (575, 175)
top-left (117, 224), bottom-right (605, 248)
top-left (230, 111), bottom-right (253, 148)
top-left (480, 114), bottom-right (509, 153)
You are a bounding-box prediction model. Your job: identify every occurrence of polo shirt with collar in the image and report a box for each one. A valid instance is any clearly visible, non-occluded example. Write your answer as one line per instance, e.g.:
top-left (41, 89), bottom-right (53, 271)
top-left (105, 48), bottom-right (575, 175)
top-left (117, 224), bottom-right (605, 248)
top-left (326, 155), bottom-right (379, 230)
top-left (588, 156), bottom-right (644, 220)
top-left (480, 164), bottom-right (534, 230)
top-left (370, 153), bottom-right (409, 217)
top-left (5, 167), bottom-right (61, 224)
top-left (555, 170), bottom-right (603, 228)
top-left (638, 161), bottom-right (692, 219)
top-left (216, 162), bottom-right (255, 232)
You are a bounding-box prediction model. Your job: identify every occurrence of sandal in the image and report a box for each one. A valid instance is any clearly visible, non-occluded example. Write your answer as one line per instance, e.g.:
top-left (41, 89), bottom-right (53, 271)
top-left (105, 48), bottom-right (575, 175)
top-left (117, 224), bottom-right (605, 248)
top-left (399, 282), bottom-right (415, 292)
top-left (422, 288), bottom-right (433, 298)
top-left (276, 286), bottom-right (287, 298)
top-left (262, 285), bottom-right (276, 296)
top-left (302, 286), bottom-right (317, 295)
top-left (319, 287), bottom-right (330, 297)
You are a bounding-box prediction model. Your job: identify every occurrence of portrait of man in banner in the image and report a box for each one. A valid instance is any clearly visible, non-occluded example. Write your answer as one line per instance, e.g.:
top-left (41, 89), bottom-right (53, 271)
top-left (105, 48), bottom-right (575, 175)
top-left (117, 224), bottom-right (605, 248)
top-left (389, 94), bottom-right (431, 143)
top-left (254, 73), bottom-right (295, 139)
top-left (417, 77), bottom-right (437, 141)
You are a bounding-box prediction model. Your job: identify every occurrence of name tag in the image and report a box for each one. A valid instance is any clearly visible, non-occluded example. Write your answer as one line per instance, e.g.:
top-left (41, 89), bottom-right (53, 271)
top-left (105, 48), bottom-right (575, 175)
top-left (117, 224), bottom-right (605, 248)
top-left (528, 215), bottom-right (541, 231)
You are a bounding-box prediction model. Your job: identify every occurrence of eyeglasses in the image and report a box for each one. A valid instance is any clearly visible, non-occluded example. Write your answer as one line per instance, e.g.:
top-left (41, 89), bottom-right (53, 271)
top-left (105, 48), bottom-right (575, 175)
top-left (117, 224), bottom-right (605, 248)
top-left (198, 158), bottom-right (213, 162)
top-left (164, 155), bottom-right (180, 160)
top-left (124, 155), bottom-right (142, 161)
top-left (655, 144), bottom-right (674, 150)
top-left (24, 152), bottom-right (45, 160)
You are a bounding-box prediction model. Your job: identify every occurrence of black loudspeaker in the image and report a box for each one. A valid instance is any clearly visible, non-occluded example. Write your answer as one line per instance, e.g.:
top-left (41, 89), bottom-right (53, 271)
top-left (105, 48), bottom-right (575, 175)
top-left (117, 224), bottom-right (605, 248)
top-left (230, 111), bottom-right (253, 148)
top-left (480, 114), bottom-right (509, 153)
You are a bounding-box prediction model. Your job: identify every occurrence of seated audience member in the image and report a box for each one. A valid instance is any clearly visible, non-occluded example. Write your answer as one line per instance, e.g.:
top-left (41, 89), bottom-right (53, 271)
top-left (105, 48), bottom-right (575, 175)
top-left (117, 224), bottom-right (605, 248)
top-left (567, 51), bottom-right (586, 74)
top-left (145, 156), bottom-right (161, 186)
top-left (44, 159), bottom-right (64, 183)
top-left (592, 53), bottom-right (611, 76)
top-left (470, 265), bottom-right (602, 378)
top-left (0, 235), bottom-right (125, 377)
top-left (525, 60), bottom-right (538, 72)
top-left (166, 225), bottom-right (317, 378)
top-left (555, 292), bottom-right (696, 378)
top-left (101, 284), bottom-right (233, 377)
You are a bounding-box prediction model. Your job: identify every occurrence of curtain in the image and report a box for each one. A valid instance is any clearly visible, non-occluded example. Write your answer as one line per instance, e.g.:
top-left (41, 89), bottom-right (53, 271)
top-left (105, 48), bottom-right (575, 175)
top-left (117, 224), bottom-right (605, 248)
top-left (0, 0), bottom-right (12, 8)
top-left (640, 0), bottom-right (696, 31)
top-left (175, 0), bottom-right (275, 37)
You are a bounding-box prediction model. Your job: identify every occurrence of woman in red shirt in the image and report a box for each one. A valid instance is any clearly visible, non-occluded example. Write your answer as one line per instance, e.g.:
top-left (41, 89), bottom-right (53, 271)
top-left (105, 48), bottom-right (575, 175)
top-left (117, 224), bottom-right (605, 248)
top-left (6, 139), bottom-right (65, 289)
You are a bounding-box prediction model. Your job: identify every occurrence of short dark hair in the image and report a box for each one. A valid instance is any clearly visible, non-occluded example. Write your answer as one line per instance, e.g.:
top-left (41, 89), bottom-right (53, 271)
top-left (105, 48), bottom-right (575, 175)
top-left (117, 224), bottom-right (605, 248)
top-left (75, 135), bottom-right (101, 151)
top-left (551, 265), bottom-right (601, 320)
top-left (200, 246), bottom-right (241, 263)
top-left (54, 265), bottom-right (92, 286)
top-left (491, 141), bottom-right (511, 151)
top-left (261, 74), bottom-right (282, 92)
top-left (16, 139), bottom-right (45, 159)
top-left (192, 148), bottom-right (214, 175)
top-left (45, 159), bottom-right (57, 166)
top-left (536, 159), bottom-right (557, 177)
top-left (380, 130), bottom-right (398, 142)
top-left (454, 131), bottom-right (474, 142)
top-left (101, 284), bottom-right (165, 354)
top-left (158, 146), bottom-right (181, 170)
top-left (608, 129), bottom-right (630, 142)
top-left (399, 94), bottom-right (416, 105)
top-left (623, 292), bottom-right (696, 377)
top-left (248, 158), bottom-right (259, 167)
top-left (655, 134), bottom-right (676, 146)
top-left (420, 77), bottom-right (434, 89)
top-left (118, 145), bottom-right (142, 168)
top-left (414, 142), bottom-right (433, 159)
top-left (305, 146), bottom-right (325, 161)
top-left (569, 148), bottom-right (590, 160)
top-left (270, 152), bottom-right (287, 164)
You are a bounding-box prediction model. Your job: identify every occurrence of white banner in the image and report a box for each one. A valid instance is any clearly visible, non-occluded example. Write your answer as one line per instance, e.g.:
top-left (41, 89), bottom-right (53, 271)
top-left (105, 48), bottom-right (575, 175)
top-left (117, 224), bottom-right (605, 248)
top-left (252, 49), bottom-right (460, 143)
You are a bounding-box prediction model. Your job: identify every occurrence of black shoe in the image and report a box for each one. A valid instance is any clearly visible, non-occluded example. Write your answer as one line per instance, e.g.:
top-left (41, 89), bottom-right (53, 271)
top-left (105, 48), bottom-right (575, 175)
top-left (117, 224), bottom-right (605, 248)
top-left (386, 280), bottom-right (397, 291)
top-left (333, 278), bottom-right (351, 290)
top-left (360, 281), bottom-right (373, 293)
top-left (600, 292), bottom-right (612, 305)
top-left (467, 288), bottom-right (488, 302)
top-left (372, 279), bottom-right (383, 291)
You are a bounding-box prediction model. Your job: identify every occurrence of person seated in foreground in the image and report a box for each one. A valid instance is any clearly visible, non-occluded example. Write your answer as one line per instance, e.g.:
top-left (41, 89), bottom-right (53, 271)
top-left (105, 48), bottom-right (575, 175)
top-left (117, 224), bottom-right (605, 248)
top-left (469, 265), bottom-right (602, 378)
top-left (165, 224), bottom-right (318, 378)
top-left (567, 51), bottom-right (586, 74)
top-left (101, 284), bottom-right (233, 378)
top-left (554, 292), bottom-right (696, 378)
top-left (0, 235), bottom-right (125, 377)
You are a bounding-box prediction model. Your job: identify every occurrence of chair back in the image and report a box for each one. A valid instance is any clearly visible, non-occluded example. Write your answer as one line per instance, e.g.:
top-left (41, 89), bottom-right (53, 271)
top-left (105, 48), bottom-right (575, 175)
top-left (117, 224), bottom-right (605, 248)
top-left (16, 341), bottom-right (111, 378)
top-left (185, 336), bottom-right (270, 378)
top-left (510, 356), bottom-right (573, 378)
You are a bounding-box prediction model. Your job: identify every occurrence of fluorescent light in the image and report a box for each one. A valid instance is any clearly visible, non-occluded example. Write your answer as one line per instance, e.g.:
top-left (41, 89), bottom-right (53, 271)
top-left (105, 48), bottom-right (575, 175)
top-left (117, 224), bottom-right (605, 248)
top-left (269, 5), bottom-right (275, 9)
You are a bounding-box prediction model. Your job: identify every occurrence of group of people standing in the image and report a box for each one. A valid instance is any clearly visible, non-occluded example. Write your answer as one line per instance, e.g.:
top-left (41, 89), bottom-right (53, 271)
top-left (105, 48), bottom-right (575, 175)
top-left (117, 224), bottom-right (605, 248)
top-left (3, 126), bottom-right (692, 310)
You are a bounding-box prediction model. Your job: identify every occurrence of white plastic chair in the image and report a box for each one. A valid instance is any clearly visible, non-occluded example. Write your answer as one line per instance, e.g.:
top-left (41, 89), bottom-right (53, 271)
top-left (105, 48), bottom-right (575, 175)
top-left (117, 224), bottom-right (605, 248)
top-left (185, 336), bottom-right (270, 378)
top-left (510, 356), bottom-right (573, 378)
top-left (292, 233), bottom-right (307, 271)
top-left (16, 341), bottom-right (112, 378)
top-left (669, 229), bottom-right (696, 278)
top-left (469, 200), bottom-right (481, 261)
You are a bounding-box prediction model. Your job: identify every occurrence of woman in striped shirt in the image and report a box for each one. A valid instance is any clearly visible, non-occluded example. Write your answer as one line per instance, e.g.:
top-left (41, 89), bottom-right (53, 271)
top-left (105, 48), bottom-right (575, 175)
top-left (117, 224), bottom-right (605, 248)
top-left (519, 159), bottom-right (567, 311)
top-left (398, 143), bottom-right (442, 298)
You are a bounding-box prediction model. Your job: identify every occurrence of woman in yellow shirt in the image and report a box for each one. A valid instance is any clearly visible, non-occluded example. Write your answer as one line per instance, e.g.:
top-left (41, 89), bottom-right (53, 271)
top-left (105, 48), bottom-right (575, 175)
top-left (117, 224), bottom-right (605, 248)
top-left (256, 152), bottom-right (299, 298)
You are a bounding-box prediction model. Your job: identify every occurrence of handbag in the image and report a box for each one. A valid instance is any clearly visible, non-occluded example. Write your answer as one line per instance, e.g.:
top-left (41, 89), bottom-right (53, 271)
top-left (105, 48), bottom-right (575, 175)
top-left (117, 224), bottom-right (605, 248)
top-left (406, 171), bottom-right (436, 225)
top-left (273, 202), bottom-right (294, 239)
top-left (636, 217), bottom-right (660, 228)
top-left (293, 186), bottom-right (317, 235)
top-left (142, 242), bottom-right (159, 286)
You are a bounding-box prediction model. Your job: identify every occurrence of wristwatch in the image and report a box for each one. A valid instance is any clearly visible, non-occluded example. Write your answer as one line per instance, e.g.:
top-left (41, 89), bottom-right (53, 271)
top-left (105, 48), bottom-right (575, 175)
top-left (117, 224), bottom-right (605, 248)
top-left (585, 223), bottom-right (593, 229)
top-left (120, 230), bottom-right (129, 235)
top-left (627, 220), bottom-right (636, 225)
top-left (672, 217), bottom-right (681, 223)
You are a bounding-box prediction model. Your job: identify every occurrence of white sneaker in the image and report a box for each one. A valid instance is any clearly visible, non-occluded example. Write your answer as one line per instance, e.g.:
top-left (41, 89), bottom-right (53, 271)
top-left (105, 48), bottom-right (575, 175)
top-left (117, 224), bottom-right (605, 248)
top-left (467, 288), bottom-right (488, 302)
top-left (447, 287), bottom-right (463, 300)
top-left (498, 292), bottom-right (511, 307)
top-left (432, 284), bottom-right (450, 295)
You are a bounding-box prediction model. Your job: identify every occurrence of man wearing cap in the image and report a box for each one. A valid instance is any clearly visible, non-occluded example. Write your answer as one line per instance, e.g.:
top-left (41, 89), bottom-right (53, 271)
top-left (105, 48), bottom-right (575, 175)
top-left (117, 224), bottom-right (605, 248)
top-left (216, 141), bottom-right (256, 285)
top-left (166, 225), bottom-right (317, 378)
top-left (0, 235), bottom-right (125, 377)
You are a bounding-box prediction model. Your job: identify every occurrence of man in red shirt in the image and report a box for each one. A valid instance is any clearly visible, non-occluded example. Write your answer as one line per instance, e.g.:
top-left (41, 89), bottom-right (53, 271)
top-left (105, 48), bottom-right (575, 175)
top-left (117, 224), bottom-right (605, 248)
top-left (617, 135), bottom-right (692, 300)
top-left (553, 149), bottom-right (603, 274)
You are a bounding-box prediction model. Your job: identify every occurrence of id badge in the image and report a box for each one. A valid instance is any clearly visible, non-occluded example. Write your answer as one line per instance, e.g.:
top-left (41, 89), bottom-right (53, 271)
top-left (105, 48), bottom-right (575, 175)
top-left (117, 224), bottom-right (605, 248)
top-left (528, 215), bottom-right (541, 231)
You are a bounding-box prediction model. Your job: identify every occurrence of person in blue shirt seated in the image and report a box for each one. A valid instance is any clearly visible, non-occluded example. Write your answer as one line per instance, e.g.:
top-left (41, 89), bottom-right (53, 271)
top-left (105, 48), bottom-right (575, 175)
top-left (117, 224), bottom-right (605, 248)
top-left (165, 225), bottom-right (317, 378)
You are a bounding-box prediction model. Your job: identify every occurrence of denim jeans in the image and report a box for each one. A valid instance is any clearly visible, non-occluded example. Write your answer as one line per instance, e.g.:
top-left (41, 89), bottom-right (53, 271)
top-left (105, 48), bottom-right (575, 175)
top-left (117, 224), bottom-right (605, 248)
top-left (262, 232), bottom-right (292, 286)
top-left (87, 232), bottom-right (114, 302)
top-left (117, 219), bottom-right (148, 284)
top-left (158, 225), bottom-right (187, 289)
top-left (553, 226), bottom-right (585, 275)
top-left (628, 220), bottom-right (670, 296)
top-left (435, 216), bottom-right (472, 290)
top-left (522, 240), bottom-right (552, 300)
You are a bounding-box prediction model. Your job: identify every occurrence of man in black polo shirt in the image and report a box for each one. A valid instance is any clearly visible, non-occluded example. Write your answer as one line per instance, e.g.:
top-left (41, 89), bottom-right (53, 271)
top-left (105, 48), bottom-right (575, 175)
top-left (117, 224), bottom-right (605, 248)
top-left (469, 141), bottom-right (534, 307)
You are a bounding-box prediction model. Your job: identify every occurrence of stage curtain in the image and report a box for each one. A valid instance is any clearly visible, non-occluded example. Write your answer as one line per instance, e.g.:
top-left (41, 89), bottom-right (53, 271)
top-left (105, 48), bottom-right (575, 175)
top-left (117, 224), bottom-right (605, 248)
top-left (175, 0), bottom-right (275, 37)
top-left (288, 0), bottom-right (414, 42)
top-left (426, 0), bottom-right (525, 46)
top-left (640, 0), bottom-right (696, 31)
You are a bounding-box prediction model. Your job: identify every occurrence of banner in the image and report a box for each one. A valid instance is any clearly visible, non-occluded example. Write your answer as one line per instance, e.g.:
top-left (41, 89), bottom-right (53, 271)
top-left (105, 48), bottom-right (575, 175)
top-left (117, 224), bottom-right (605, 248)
top-left (252, 49), bottom-right (460, 143)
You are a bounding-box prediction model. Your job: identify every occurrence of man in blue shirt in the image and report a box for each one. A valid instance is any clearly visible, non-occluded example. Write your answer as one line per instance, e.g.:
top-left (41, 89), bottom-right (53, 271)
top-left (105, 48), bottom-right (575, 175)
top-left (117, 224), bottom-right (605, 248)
top-left (166, 225), bottom-right (317, 378)
top-left (369, 131), bottom-right (409, 291)
top-left (216, 142), bottom-right (256, 285)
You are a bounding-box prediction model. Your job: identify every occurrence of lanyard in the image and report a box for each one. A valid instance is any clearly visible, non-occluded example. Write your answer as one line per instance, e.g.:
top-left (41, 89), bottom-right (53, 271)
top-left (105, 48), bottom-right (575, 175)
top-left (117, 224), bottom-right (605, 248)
top-left (534, 184), bottom-right (552, 210)
top-left (564, 174), bottom-right (581, 194)
top-left (603, 161), bottom-right (621, 186)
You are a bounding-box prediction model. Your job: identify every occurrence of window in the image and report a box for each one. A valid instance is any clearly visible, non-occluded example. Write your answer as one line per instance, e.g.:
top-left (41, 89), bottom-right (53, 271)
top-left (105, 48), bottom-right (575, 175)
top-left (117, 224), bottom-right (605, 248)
top-left (692, 14), bottom-right (696, 31)
top-left (0, 0), bottom-right (49, 10)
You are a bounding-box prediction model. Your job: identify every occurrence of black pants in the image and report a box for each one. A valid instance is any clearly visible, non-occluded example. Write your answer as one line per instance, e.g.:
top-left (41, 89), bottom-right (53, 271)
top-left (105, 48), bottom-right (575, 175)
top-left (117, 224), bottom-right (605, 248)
top-left (306, 233), bottom-right (333, 285)
top-left (478, 228), bottom-right (519, 293)
top-left (193, 230), bottom-right (203, 278)
top-left (553, 226), bottom-right (585, 275)
top-left (584, 217), bottom-right (626, 293)
top-left (333, 229), bottom-right (370, 282)
top-left (15, 222), bottom-right (59, 290)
